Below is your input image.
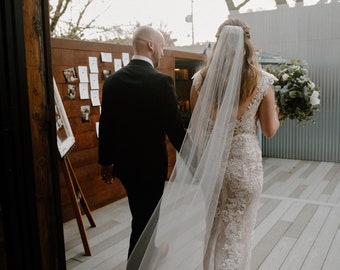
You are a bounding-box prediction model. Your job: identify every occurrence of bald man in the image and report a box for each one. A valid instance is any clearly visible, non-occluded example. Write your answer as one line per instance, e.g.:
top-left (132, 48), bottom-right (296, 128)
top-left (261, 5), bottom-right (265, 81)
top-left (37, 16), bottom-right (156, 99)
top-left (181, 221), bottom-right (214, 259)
top-left (98, 26), bottom-right (186, 258)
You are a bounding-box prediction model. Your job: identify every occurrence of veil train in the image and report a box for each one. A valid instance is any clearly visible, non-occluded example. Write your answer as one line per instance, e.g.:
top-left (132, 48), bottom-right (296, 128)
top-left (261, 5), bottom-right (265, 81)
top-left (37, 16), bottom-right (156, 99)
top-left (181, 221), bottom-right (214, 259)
top-left (127, 26), bottom-right (245, 269)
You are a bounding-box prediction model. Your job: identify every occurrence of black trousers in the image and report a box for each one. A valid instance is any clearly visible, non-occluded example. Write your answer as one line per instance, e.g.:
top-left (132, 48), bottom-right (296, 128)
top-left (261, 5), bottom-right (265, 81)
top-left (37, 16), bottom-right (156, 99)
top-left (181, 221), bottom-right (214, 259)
top-left (120, 175), bottom-right (165, 258)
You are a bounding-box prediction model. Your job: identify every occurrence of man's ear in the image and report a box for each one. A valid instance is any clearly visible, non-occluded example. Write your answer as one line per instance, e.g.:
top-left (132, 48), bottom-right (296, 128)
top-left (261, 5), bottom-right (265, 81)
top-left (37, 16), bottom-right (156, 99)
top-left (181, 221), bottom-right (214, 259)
top-left (147, 40), bottom-right (154, 51)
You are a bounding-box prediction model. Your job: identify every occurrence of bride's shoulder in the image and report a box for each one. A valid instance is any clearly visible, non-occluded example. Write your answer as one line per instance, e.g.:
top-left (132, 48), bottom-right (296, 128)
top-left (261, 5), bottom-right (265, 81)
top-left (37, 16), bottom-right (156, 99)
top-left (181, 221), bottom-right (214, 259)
top-left (260, 69), bottom-right (278, 85)
top-left (258, 69), bottom-right (278, 95)
top-left (191, 70), bottom-right (204, 92)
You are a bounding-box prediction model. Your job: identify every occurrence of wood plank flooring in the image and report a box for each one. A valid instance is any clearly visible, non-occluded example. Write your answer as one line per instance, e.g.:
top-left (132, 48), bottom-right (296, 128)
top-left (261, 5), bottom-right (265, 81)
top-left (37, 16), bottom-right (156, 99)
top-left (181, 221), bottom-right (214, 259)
top-left (64, 158), bottom-right (340, 269)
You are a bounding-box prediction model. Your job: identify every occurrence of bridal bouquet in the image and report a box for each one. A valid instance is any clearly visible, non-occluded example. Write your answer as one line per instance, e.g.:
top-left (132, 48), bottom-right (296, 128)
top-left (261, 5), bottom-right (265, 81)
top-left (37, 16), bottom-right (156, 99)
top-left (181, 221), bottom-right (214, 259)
top-left (265, 60), bottom-right (320, 125)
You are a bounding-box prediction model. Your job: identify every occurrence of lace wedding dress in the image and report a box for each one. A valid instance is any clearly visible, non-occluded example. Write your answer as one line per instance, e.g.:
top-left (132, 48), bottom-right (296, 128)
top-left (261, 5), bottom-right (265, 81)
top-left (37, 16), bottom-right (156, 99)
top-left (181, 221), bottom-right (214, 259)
top-left (192, 70), bottom-right (275, 270)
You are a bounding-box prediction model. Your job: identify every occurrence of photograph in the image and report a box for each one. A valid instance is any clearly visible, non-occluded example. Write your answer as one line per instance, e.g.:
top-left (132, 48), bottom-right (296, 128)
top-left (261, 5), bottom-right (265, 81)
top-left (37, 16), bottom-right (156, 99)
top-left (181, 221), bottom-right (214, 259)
top-left (67, 84), bottom-right (76, 100)
top-left (81, 105), bottom-right (90, 122)
top-left (63, 67), bottom-right (78, 83)
top-left (102, 69), bottom-right (112, 80)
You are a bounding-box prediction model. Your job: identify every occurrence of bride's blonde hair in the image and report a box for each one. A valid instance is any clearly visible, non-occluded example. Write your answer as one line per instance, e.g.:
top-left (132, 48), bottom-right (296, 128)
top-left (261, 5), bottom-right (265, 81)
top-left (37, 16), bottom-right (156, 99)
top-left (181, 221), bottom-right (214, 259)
top-left (200, 18), bottom-right (261, 103)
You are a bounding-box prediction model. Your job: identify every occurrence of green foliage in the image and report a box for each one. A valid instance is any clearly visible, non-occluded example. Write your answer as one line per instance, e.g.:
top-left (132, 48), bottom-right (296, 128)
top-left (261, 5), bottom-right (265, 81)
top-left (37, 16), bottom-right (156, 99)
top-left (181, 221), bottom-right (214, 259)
top-left (265, 60), bottom-right (320, 125)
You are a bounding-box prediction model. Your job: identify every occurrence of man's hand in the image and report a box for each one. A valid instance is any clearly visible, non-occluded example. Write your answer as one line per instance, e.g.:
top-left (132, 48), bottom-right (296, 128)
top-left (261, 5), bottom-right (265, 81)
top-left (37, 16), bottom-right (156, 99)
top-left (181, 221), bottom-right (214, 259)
top-left (100, 164), bottom-right (115, 184)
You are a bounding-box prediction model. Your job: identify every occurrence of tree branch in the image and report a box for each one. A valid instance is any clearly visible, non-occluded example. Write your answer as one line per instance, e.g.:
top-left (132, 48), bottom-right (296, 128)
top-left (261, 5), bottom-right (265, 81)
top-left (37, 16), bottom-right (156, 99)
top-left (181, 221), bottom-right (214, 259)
top-left (50, 0), bottom-right (72, 33)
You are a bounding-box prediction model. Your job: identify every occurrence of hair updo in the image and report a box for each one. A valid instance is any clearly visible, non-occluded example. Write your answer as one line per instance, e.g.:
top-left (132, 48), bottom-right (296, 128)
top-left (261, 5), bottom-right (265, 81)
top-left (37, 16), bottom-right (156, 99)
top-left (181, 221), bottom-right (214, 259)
top-left (215, 18), bottom-right (251, 40)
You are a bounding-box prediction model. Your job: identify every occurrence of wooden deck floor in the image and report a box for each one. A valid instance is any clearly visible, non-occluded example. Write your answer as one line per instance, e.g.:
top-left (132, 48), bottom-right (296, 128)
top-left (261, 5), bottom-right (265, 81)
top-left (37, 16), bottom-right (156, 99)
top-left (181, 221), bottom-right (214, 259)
top-left (64, 158), bottom-right (340, 270)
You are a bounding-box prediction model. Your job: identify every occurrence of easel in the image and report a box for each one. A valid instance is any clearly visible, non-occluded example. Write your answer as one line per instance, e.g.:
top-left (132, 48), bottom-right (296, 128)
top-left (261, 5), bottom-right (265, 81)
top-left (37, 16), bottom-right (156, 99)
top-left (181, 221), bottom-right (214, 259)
top-left (61, 153), bottom-right (96, 256)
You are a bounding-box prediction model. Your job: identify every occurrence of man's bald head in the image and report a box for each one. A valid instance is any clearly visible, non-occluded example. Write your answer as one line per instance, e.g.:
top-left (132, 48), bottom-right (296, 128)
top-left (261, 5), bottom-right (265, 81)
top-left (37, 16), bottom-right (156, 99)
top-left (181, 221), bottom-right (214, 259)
top-left (132, 26), bottom-right (162, 53)
top-left (132, 26), bottom-right (165, 68)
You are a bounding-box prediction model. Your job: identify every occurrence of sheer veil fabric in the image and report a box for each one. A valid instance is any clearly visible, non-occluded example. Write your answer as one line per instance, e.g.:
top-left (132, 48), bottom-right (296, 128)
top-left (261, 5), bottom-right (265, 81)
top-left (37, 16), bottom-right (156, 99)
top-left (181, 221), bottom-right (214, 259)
top-left (127, 26), bottom-right (244, 269)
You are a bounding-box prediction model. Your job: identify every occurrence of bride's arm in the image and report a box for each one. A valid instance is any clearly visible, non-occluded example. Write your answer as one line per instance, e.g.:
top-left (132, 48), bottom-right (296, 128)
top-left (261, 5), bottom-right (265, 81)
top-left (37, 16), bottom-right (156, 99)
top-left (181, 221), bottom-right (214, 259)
top-left (190, 71), bottom-right (203, 112)
top-left (258, 86), bottom-right (280, 138)
top-left (190, 84), bottom-right (199, 112)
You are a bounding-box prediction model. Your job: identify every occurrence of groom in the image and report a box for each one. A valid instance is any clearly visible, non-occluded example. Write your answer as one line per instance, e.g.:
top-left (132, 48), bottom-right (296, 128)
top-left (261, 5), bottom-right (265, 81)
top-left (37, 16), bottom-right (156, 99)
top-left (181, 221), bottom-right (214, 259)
top-left (98, 25), bottom-right (186, 258)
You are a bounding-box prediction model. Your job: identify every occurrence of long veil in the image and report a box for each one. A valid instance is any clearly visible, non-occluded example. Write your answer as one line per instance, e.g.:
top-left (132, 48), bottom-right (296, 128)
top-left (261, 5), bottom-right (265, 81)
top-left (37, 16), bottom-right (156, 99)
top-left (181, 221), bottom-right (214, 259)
top-left (127, 26), bottom-right (244, 269)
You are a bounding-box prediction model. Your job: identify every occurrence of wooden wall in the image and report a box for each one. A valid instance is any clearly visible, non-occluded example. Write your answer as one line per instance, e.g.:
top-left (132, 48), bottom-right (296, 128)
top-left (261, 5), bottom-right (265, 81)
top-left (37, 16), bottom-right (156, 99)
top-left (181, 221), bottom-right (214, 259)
top-left (51, 38), bottom-right (204, 222)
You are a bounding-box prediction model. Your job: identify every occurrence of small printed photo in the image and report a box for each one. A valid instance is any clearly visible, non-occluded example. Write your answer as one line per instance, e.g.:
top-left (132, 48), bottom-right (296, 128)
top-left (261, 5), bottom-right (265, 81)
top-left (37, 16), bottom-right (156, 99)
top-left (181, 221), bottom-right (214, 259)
top-left (81, 105), bottom-right (90, 123)
top-left (67, 84), bottom-right (76, 100)
top-left (63, 67), bottom-right (78, 83)
top-left (55, 104), bottom-right (67, 142)
top-left (102, 69), bottom-right (112, 80)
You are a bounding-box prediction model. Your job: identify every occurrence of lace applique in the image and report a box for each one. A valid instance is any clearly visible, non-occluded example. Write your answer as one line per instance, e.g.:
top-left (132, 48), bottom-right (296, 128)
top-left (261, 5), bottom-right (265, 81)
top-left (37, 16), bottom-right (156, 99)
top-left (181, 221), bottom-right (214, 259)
top-left (262, 70), bottom-right (278, 86)
top-left (234, 70), bottom-right (274, 137)
top-left (192, 70), bottom-right (203, 93)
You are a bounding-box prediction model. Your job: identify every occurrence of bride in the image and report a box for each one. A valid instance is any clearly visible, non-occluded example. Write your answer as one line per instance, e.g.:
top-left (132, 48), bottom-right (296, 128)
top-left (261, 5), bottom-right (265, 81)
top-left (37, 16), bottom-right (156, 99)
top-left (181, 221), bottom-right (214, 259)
top-left (127, 18), bottom-right (280, 270)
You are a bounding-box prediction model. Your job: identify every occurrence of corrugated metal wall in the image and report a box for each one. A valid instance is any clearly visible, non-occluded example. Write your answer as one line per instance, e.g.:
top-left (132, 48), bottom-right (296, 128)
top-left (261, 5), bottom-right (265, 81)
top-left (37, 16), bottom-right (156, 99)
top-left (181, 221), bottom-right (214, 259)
top-left (231, 2), bottom-right (340, 162)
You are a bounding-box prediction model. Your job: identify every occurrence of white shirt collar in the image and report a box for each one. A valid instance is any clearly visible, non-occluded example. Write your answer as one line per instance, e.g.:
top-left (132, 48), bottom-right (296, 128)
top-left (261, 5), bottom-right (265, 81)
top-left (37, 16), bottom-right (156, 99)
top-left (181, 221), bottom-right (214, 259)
top-left (132, 55), bottom-right (154, 68)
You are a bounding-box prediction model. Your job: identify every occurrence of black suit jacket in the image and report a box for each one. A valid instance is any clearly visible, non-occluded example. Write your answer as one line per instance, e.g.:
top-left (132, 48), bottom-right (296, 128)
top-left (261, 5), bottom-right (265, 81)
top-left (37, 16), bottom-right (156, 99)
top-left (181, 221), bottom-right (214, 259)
top-left (98, 59), bottom-right (186, 181)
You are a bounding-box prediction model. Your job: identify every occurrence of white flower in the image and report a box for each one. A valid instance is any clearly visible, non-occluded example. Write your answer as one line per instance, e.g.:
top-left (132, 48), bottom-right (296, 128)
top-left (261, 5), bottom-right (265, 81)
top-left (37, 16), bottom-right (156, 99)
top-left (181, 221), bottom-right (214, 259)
top-left (310, 90), bottom-right (320, 106)
top-left (282, 73), bottom-right (289, 81)
top-left (308, 82), bottom-right (315, 90)
top-left (297, 76), bottom-right (307, 83)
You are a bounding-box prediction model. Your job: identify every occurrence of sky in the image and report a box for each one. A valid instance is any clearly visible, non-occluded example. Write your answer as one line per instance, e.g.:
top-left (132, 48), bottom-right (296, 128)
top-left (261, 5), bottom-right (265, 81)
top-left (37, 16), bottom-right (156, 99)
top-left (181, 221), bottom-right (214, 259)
top-left (51, 0), bottom-right (323, 46)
